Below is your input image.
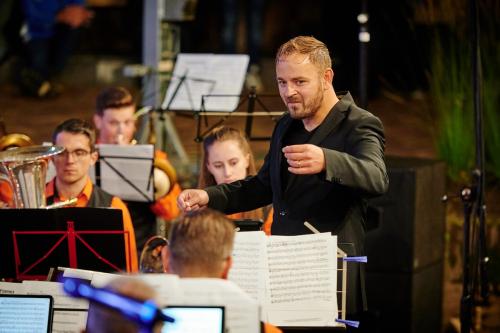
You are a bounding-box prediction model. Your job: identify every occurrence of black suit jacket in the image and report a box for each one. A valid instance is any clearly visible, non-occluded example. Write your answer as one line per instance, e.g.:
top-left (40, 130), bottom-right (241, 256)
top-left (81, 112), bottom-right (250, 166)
top-left (207, 91), bottom-right (388, 314)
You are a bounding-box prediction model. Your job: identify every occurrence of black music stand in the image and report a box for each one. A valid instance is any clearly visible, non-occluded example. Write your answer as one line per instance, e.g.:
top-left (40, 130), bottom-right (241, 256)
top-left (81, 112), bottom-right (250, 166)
top-left (93, 144), bottom-right (155, 203)
top-left (232, 219), bottom-right (263, 232)
top-left (0, 208), bottom-right (131, 281)
top-left (195, 89), bottom-right (284, 142)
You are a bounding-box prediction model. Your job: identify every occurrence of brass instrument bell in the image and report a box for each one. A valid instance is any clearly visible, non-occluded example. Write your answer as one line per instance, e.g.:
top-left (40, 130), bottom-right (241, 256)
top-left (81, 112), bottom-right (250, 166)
top-left (0, 145), bottom-right (64, 208)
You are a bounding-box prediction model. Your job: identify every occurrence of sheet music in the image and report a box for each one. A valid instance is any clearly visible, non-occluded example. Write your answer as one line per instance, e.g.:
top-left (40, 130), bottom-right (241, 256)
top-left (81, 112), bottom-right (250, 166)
top-left (61, 267), bottom-right (99, 281)
top-left (22, 281), bottom-right (88, 310)
top-left (52, 310), bottom-right (88, 333)
top-left (162, 53), bottom-right (249, 112)
top-left (89, 144), bottom-right (154, 202)
top-left (0, 282), bottom-right (84, 333)
top-left (229, 231), bottom-right (269, 317)
top-left (0, 295), bottom-right (53, 332)
top-left (179, 278), bottom-right (260, 333)
top-left (0, 281), bottom-right (26, 294)
top-left (60, 267), bottom-right (119, 288)
top-left (23, 281), bottom-right (89, 333)
top-left (134, 275), bottom-right (260, 333)
top-left (266, 233), bottom-right (338, 326)
top-left (135, 274), bottom-right (184, 307)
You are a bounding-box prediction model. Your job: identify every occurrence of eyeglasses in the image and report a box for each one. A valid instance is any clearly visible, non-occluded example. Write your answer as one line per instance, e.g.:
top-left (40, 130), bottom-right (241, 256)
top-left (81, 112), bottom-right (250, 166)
top-left (54, 149), bottom-right (92, 160)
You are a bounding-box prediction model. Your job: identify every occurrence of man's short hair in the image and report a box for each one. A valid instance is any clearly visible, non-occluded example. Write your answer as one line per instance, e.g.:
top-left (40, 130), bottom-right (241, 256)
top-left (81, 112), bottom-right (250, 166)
top-left (52, 118), bottom-right (96, 151)
top-left (95, 86), bottom-right (135, 116)
top-left (275, 35), bottom-right (332, 73)
top-left (168, 209), bottom-right (235, 276)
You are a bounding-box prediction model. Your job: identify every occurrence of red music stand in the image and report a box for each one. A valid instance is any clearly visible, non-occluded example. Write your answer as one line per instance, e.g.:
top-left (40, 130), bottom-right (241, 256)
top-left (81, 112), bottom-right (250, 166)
top-left (12, 221), bottom-right (132, 280)
top-left (0, 207), bottom-right (132, 281)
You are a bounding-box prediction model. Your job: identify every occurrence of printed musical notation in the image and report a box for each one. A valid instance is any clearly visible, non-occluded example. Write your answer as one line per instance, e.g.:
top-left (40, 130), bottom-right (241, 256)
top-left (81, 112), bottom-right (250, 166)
top-left (229, 232), bottom-right (340, 327)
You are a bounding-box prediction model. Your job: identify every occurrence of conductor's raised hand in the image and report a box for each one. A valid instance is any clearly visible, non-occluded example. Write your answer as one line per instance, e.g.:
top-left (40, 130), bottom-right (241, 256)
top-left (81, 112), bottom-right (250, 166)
top-left (177, 189), bottom-right (209, 212)
top-left (282, 144), bottom-right (326, 175)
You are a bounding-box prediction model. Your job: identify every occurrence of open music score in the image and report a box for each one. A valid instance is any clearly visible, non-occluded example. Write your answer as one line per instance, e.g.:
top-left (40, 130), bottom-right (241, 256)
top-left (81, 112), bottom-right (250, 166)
top-left (228, 232), bottom-right (345, 328)
top-left (161, 53), bottom-right (250, 112)
top-left (90, 144), bottom-right (155, 202)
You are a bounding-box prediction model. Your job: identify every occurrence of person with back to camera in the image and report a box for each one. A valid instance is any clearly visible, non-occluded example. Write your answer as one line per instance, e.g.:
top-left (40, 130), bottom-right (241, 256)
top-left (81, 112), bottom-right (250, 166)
top-left (161, 208), bottom-right (282, 333)
top-left (84, 276), bottom-right (163, 333)
top-left (177, 35), bottom-right (389, 327)
top-left (199, 126), bottom-right (273, 234)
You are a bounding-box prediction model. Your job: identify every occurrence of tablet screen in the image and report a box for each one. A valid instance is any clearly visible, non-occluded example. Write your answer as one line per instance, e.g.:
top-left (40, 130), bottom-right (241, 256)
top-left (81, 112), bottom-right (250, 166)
top-left (161, 305), bottom-right (224, 333)
top-left (0, 294), bottom-right (53, 333)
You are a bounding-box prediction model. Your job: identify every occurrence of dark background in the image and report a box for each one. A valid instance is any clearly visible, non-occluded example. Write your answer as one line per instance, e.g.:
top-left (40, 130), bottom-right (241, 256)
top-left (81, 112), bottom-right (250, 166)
top-left (75, 0), bottom-right (429, 97)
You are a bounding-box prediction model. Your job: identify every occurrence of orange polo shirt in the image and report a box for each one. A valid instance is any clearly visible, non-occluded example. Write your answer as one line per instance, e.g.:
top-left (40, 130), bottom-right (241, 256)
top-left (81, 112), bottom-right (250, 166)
top-left (264, 323), bottom-right (282, 333)
top-left (45, 177), bottom-right (138, 272)
top-left (0, 180), bottom-right (13, 207)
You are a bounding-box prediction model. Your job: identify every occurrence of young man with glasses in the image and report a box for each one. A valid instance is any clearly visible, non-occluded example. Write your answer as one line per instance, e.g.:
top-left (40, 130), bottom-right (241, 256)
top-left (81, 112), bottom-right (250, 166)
top-left (46, 118), bottom-right (138, 272)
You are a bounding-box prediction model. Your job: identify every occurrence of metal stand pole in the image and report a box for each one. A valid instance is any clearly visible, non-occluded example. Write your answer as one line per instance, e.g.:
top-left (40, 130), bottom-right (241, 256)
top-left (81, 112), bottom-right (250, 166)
top-left (141, 0), bottom-right (189, 166)
top-left (459, 0), bottom-right (489, 331)
top-left (357, 0), bottom-right (369, 109)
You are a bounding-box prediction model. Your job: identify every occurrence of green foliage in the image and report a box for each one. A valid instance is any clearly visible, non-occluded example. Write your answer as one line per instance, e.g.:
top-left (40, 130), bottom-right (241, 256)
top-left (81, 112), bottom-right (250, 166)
top-left (427, 1), bottom-right (500, 183)
top-left (481, 22), bottom-right (500, 180)
top-left (429, 34), bottom-right (474, 182)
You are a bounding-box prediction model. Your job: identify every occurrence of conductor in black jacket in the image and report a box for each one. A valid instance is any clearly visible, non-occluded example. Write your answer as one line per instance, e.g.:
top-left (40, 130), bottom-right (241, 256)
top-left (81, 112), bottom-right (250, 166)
top-left (178, 36), bottom-right (388, 322)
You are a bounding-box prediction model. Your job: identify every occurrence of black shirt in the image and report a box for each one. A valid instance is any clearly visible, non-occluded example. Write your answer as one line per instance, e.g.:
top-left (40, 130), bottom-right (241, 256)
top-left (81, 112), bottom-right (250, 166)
top-left (280, 119), bottom-right (317, 192)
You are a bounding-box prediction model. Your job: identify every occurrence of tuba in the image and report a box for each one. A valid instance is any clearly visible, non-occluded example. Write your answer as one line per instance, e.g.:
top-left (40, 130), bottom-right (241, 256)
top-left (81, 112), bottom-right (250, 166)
top-left (0, 145), bottom-right (64, 208)
top-left (153, 157), bottom-right (177, 199)
top-left (0, 133), bottom-right (34, 151)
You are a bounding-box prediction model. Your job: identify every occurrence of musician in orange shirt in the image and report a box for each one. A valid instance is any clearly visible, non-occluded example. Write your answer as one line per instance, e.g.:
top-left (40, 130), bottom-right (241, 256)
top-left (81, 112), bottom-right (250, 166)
top-left (47, 118), bottom-right (138, 272)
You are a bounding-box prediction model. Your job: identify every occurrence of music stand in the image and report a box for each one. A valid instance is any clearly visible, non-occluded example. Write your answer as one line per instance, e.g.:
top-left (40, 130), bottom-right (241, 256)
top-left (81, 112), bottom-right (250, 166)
top-left (161, 53), bottom-right (248, 112)
top-left (278, 248), bottom-right (348, 333)
top-left (91, 144), bottom-right (155, 202)
top-left (194, 89), bottom-right (285, 142)
top-left (0, 208), bottom-right (131, 281)
top-left (232, 219), bottom-right (263, 232)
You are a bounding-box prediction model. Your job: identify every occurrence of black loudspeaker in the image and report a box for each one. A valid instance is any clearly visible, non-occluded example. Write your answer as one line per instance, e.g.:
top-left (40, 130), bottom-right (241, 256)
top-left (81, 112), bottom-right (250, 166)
top-left (365, 157), bottom-right (446, 333)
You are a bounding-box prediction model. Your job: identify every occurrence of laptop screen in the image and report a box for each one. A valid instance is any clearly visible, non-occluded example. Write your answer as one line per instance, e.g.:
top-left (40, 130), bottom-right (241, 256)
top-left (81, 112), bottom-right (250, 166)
top-left (0, 294), bottom-right (53, 333)
top-left (161, 306), bottom-right (224, 333)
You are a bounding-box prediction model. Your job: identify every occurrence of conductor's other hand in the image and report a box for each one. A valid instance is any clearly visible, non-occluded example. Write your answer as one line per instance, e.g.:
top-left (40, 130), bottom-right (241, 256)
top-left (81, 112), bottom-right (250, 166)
top-left (283, 144), bottom-right (326, 175)
top-left (177, 189), bottom-right (209, 212)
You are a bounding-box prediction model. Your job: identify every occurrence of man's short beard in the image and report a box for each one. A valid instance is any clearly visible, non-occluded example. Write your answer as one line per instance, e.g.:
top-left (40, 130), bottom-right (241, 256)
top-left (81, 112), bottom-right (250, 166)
top-left (288, 87), bottom-right (324, 120)
top-left (289, 106), bottom-right (317, 120)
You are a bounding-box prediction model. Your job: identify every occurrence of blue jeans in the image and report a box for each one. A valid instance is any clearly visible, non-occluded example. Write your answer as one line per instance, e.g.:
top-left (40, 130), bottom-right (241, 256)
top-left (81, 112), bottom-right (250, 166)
top-left (26, 23), bottom-right (79, 79)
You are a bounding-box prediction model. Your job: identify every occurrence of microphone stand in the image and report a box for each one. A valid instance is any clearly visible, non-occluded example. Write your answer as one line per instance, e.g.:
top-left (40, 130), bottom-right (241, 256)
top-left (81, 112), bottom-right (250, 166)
top-left (460, 0), bottom-right (489, 331)
top-left (159, 70), bottom-right (187, 154)
top-left (357, 0), bottom-right (369, 109)
top-left (149, 71), bottom-right (191, 166)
